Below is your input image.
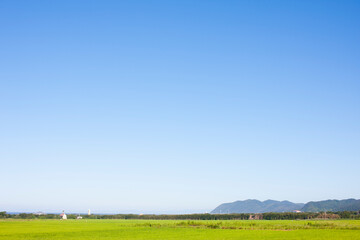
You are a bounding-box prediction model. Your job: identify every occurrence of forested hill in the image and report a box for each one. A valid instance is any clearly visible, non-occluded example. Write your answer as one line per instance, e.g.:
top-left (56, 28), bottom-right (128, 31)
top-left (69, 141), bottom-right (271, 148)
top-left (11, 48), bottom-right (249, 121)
top-left (301, 199), bottom-right (360, 212)
top-left (211, 199), bottom-right (360, 213)
top-left (211, 200), bottom-right (304, 214)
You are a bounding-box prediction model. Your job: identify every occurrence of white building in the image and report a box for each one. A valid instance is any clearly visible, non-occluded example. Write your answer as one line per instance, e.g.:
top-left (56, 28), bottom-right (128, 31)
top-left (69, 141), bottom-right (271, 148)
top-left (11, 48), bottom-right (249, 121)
top-left (60, 211), bottom-right (67, 220)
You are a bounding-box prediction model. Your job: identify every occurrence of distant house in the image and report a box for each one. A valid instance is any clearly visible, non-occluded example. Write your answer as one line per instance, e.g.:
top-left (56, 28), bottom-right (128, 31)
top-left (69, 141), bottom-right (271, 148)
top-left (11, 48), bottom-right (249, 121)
top-left (77, 215), bottom-right (83, 219)
top-left (34, 212), bottom-right (46, 216)
top-left (249, 214), bottom-right (263, 220)
top-left (60, 211), bottom-right (67, 220)
top-left (293, 210), bottom-right (302, 213)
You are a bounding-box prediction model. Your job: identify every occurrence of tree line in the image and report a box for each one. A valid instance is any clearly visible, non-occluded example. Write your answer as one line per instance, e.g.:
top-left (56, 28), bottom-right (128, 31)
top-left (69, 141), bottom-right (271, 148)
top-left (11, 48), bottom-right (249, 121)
top-left (1, 211), bottom-right (360, 220)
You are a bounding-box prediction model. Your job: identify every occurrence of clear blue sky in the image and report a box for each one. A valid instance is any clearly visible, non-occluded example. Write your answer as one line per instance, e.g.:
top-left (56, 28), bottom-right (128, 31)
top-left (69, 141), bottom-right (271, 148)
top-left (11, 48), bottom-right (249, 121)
top-left (1, 0), bottom-right (359, 214)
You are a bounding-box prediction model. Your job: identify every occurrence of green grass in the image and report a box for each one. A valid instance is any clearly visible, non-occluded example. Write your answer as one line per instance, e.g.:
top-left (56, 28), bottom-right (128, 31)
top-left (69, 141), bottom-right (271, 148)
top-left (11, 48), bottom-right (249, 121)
top-left (1, 219), bottom-right (360, 239)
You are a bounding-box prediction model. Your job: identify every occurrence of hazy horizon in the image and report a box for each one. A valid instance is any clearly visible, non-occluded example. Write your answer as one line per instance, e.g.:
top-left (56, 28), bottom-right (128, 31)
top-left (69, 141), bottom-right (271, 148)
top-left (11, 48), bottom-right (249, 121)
top-left (1, 0), bottom-right (359, 213)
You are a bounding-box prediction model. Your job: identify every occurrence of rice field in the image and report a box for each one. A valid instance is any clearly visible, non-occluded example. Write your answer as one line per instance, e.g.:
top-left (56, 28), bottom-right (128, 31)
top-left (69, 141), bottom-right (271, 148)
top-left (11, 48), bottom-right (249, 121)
top-left (1, 219), bottom-right (360, 239)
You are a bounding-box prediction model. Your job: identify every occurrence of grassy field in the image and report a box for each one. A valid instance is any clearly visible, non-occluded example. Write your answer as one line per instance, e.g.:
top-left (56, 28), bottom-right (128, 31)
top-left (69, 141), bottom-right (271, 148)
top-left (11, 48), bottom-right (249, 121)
top-left (1, 219), bottom-right (360, 239)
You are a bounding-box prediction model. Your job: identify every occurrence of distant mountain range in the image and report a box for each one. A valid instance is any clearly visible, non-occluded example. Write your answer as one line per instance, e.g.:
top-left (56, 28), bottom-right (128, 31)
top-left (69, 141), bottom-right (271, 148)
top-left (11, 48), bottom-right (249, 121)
top-left (211, 199), bottom-right (304, 214)
top-left (211, 199), bottom-right (360, 213)
top-left (302, 199), bottom-right (360, 212)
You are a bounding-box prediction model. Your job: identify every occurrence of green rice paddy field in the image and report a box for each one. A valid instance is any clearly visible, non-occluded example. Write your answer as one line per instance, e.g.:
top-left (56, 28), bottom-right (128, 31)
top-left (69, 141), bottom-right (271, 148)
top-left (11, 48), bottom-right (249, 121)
top-left (1, 219), bottom-right (360, 239)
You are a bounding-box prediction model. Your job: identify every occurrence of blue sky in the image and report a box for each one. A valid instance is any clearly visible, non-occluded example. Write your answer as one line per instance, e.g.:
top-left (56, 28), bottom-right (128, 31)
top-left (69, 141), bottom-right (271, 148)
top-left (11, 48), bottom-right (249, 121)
top-left (1, 0), bottom-right (359, 214)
